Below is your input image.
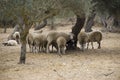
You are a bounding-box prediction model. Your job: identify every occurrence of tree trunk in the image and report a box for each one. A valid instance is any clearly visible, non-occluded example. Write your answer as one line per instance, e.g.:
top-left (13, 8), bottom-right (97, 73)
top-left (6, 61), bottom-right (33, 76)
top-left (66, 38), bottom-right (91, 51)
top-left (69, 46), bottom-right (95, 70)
top-left (106, 16), bottom-right (114, 32)
top-left (19, 40), bottom-right (26, 64)
top-left (100, 15), bottom-right (120, 32)
top-left (4, 26), bottom-right (7, 33)
top-left (107, 16), bottom-right (120, 32)
top-left (84, 13), bottom-right (96, 32)
top-left (66, 15), bottom-right (85, 50)
top-left (19, 24), bottom-right (30, 64)
top-left (3, 21), bottom-right (7, 33)
top-left (102, 20), bottom-right (107, 28)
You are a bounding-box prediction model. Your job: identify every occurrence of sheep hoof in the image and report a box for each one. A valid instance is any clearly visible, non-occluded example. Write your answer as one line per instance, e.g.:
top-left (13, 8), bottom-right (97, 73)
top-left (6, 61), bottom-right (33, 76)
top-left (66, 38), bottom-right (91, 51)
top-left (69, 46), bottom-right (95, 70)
top-left (81, 50), bottom-right (84, 52)
top-left (46, 50), bottom-right (49, 53)
top-left (58, 54), bottom-right (62, 57)
top-left (63, 52), bottom-right (66, 55)
top-left (98, 47), bottom-right (101, 49)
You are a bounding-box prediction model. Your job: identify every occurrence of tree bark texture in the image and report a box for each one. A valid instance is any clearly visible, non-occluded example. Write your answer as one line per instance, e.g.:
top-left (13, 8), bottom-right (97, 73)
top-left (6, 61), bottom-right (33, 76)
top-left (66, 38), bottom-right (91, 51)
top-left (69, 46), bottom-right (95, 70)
top-left (4, 25), bottom-right (7, 33)
top-left (3, 21), bottom-right (7, 33)
top-left (66, 15), bottom-right (85, 50)
top-left (19, 40), bottom-right (26, 64)
top-left (19, 23), bottom-right (31, 64)
top-left (84, 13), bottom-right (96, 32)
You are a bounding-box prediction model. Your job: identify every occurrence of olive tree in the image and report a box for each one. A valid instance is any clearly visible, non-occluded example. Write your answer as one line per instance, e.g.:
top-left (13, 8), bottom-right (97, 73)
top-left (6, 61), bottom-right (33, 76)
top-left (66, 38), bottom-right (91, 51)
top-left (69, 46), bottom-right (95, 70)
top-left (93, 0), bottom-right (120, 32)
top-left (0, 0), bottom-right (60, 64)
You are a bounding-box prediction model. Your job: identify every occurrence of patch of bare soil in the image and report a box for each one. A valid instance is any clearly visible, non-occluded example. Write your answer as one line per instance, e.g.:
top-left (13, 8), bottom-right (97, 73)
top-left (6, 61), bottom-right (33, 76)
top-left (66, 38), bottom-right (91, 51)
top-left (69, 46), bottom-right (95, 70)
top-left (0, 26), bottom-right (120, 80)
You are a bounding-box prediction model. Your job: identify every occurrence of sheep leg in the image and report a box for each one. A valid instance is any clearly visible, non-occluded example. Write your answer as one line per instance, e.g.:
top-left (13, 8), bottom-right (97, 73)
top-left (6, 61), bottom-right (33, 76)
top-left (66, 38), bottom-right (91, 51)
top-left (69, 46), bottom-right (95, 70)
top-left (36, 46), bottom-right (39, 53)
top-left (51, 45), bottom-right (54, 52)
top-left (43, 45), bottom-right (46, 52)
top-left (83, 44), bottom-right (86, 51)
top-left (41, 45), bottom-right (44, 52)
top-left (81, 44), bottom-right (84, 51)
top-left (58, 47), bottom-right (61, 54)
top-left (34, 46), bottom-right (37, 53)
top-left (32, 45), bottom-right (34, 53)
top-left (46, 42), bottom-right (50, 53)
top-left (58, 47), bottom-right (62, 57)
top-left (91, 42), bottom-right (94, 49)
top-left (28, 43), bottom-right (32, 53)
top-left (87, 42), bottom-right (89, 49)
top-left (39, 45), bottom-right (41, 52)
top-left (29, 44), bottom-right (32, 53)
top-left (62, 47), bottom-right (65, 54)
top-left (97, 42), bottom-right (101, 49)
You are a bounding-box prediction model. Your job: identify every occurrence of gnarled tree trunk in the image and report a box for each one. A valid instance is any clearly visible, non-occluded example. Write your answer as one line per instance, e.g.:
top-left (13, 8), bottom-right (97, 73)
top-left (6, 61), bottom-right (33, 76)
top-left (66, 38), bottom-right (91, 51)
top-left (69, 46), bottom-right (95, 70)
top-left (66, 15), bottom-right (85, 50)
top-left (84, 13), bottom-right (96, 32)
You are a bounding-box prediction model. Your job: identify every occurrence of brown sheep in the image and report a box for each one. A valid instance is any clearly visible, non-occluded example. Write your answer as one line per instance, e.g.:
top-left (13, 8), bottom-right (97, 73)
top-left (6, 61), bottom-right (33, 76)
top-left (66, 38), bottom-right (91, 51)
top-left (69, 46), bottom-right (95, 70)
top-left (26, 30), bottom-right (43, 53)
top-left (77, 31), bottom-right (88, 51)
top-left (87, 31), bottom-right (102, 49)
top-left (56, 36), bottom-right (67, 55)
top-left (46, 31), bottom-right (74, 53)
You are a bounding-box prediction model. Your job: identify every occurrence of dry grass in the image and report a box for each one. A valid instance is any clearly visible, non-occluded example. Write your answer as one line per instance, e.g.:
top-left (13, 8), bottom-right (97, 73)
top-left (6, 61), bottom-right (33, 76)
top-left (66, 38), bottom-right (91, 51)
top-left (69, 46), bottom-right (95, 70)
top-left (0, 26), bottom-right (120, 80)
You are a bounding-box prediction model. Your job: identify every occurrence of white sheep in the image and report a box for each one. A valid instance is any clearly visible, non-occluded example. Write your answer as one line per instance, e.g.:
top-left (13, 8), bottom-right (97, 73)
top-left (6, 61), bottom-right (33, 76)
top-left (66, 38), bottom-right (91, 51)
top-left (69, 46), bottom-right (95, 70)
top-left (26, 30), bottom-right (46, 53)
top-left (3, 40), bottom-right (18, 46)
top-left (87, 31), bottom-right (102, 49)
top-left (13, 31), bottom-right (20, 44)
top-left (56, 36), bottom-right (67, 55)
top-left (26, 31), bottom-right (39, 53)
top-left (77, 31), bottom-right (88, 51)
top-left (33, 33), bottom-right (47, 53)
top-left (46, 31), bottom-right (74, 53)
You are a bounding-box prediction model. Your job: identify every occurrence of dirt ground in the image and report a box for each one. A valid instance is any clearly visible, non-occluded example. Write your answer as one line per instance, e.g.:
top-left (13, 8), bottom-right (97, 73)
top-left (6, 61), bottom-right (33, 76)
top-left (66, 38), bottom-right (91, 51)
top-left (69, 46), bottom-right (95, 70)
top-left (0, 26), bottom-right (120, 80)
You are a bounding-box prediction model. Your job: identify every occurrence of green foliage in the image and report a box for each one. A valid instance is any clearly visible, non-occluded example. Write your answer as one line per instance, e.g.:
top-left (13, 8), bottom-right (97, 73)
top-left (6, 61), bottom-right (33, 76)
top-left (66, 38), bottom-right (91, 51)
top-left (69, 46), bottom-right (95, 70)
top-left (93, 0), bottom-right (120, 16)
top-left (0, 0), bottom-right (93, 22)
top-left (0, 0), bottom-right (120, 24)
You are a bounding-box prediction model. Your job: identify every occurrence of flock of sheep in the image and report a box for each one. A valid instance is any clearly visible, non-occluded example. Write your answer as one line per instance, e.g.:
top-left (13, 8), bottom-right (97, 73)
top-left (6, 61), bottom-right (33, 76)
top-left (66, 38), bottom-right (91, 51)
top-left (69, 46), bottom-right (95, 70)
top-left (77, 31), bottom-right (102, 51)
top-left (3, 28), bottom-right (102, 56)
top-left (27, 30), bottom-right (74, 56)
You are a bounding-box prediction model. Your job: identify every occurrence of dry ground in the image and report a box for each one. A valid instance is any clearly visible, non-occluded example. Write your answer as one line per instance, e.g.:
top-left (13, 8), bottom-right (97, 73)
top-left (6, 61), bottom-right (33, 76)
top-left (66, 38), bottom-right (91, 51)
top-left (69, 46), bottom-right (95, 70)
top-left (0, 26), bottom-right (120, 80)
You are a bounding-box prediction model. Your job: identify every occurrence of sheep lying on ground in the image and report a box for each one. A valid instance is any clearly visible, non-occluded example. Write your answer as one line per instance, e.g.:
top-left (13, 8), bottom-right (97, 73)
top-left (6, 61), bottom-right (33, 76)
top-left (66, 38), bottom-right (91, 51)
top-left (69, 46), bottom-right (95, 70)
top-left (87, 31), bottom-right (102, 49)
top-left (3, 40), bottom-right (18, 46)
top-left (13, 31), bottom-right (20, 44)
top-left (46, 31), bottom-right (74, 53)
top-left (77, 31), bottom-right (88, 51)
top-left (56, 36), bottom-right (67, 55)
